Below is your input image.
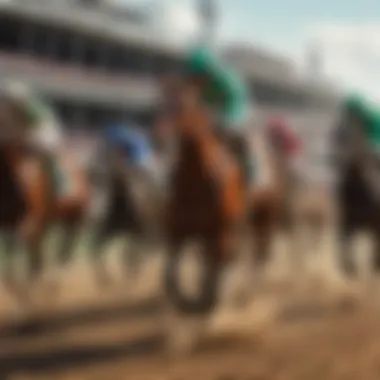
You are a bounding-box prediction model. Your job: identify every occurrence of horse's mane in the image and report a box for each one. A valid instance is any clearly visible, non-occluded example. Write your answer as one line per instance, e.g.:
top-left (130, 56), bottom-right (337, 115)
top-left (174, 107), bottom-right (223, 179)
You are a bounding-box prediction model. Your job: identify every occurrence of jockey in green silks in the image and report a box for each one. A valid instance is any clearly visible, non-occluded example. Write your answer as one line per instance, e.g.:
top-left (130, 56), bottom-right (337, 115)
top-left (182, 46), bottom-right (254, 185)
top-left (341, 93), bottom-right (380, 153)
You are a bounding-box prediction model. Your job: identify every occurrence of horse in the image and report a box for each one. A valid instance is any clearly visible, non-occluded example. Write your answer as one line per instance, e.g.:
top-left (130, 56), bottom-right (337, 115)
top-left (244, 129), bottom-right (288, 272)
top-left (333, 117), bottom-right (380, 277)
top-left (86, 128), bottom-right (162, 286)
top-left (50, 142), bottom-right (92, 270)
top-left (163, 88), bottom-right (247, 315)
top-left (254, 119), bottom-right (332, 271)
top-left (0, 135), bottom-right (90, 299)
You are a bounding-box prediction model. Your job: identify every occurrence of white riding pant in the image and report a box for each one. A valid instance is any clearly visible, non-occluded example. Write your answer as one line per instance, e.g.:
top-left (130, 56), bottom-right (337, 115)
top-left (28, 119), bottom-right (63, 154)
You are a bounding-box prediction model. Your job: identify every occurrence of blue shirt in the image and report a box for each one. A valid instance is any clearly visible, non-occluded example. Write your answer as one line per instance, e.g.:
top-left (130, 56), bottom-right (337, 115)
top-left (104, 125), bottom-right (152, 166)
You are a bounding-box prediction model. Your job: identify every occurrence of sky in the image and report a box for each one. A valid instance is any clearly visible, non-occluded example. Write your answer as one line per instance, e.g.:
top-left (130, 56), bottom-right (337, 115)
top-left (117, 0), bottom-right (380, 101)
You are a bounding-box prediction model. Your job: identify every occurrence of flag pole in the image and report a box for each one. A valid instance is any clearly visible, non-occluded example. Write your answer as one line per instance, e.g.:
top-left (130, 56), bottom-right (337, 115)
top-left (198, 0), bottom-right (217, 48)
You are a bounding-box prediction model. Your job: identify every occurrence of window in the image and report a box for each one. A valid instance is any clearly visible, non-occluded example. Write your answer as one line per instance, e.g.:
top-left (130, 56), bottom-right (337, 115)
top-left (0, 17), bottom-right (21, 52)
top-left (108, 46), bottom-right (127, 72)
top-left (83, 43), bottom-right (99, 67)
top-left (33, 27), bottom-right (51, 57)
top-left (55, 32), bottom-right (74, 63)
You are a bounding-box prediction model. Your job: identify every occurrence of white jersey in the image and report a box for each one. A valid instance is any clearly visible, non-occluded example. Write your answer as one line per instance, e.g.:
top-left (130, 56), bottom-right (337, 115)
top-left (24, 97), bottom-right (63, 152)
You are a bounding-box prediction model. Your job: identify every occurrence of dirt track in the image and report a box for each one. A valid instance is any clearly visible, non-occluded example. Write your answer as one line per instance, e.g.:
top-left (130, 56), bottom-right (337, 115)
top-left (1, 236), bottom-right (380, 380)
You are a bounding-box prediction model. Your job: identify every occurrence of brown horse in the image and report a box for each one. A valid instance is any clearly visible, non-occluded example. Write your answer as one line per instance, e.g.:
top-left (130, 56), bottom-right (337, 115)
top-left (256, 123), bottom-right (332, 271)
top-left (248, 131), bottom-right (286, 268)
top-left (0, 141), bottom-right (90, 296)
top-left (163, 92), bottom-right (246, 315)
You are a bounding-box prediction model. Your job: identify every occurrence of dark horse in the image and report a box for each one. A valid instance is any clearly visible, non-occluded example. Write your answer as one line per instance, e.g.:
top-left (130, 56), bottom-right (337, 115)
top-left (87, 140), bottom-right (160, 286)
top-left (333, 117), bottom-right (380, 276)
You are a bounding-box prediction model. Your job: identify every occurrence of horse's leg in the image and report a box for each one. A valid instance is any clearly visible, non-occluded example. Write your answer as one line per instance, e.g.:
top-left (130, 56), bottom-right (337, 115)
top-left (46, 217), bottom-right (83, 294)
top-left (163, 232), bottom-right (223, 315)
top-left (25, 234), bottom-right (45, 284)
top-left (304, 205), bottom-right (327, 256)
top-left (88, 221), bottom-right (114, 287)
top-left (216, 228), bottom-right (252, 307)
top-left (245, 201), bottom-right (280, 299)
top-left (121, 201), bottom-right (146, 279)
top-left (56, 218), bottom-right (83, 268)
top-left (1, 232), bottom-right (19, 287)
top-left (252, 224), bottom-right (273, 286)
top-left (16, 231), bottom-right (47, 304)
top-left (122, 232), bottom-right (144, 280)
top-left (252, 215), bottom-right (275, 270)
top-left (337, 221), bottom-right (356, 278)
top-left (285, 211), bottom-right (305, 276)
top-left (371, 230), bottom-right (380, 275)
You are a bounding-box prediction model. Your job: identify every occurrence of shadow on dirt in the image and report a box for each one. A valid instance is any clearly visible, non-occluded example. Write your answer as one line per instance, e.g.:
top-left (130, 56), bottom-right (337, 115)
top-left (0, 332), bottom-right (166, 377)
top-left (0, 296), bottom-right (168, 378)
top-left (277, 296), bottom-right (359, 324)
top-left (0, 296), bottom-right (164, 339)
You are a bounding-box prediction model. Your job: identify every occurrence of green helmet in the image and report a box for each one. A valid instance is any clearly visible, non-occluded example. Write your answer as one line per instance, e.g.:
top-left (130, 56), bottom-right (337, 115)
top-left (342, 93), bottom-right (367, 116)
top-left (359, 106), bottom-right (380, 149)
top-left (184, 46), bottom-right (220, 76)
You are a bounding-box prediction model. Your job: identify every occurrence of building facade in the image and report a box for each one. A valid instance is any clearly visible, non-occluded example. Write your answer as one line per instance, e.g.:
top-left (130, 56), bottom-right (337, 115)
top-left (0, 0), bottom-right (340, 130)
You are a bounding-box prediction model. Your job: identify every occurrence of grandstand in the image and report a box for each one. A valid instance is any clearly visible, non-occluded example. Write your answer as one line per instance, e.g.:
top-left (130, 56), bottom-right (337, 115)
top-left (0, 0), bottom-right (339, 181)
top-left (0, 0), bottom-right (339, 125)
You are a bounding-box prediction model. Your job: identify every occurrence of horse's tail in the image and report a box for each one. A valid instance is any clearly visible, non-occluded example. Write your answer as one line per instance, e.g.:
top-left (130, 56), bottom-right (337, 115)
top-left (163, 249), bottom-right (222, 315)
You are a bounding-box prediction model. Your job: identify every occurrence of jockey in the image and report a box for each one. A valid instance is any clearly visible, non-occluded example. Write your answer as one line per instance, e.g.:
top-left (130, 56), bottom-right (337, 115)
top-left (1, 81), bottom-right (63, 195)
top-left (339, 93), bottom-right (380, 152)
top-left (367, 109), bottom-right (380, 152)
top-left (267, 117), bottom-right (302, 158)
top-left (181, 45), bottom-right (254, 185)
top-left (103, 124), bottom-right (166, 192)
top-left (104, 124), bottom-right (154, 173)
top-left (341, 93), bottom-right (369, 128)
top-left (267, 116), bottom-right (304, 176)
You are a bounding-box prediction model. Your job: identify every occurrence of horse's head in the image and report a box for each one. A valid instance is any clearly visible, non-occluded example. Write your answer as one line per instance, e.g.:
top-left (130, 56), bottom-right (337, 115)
top-left (175, 83), bottom-right (214, 141)
top-left (157, 80), bottom-right (217, 174)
